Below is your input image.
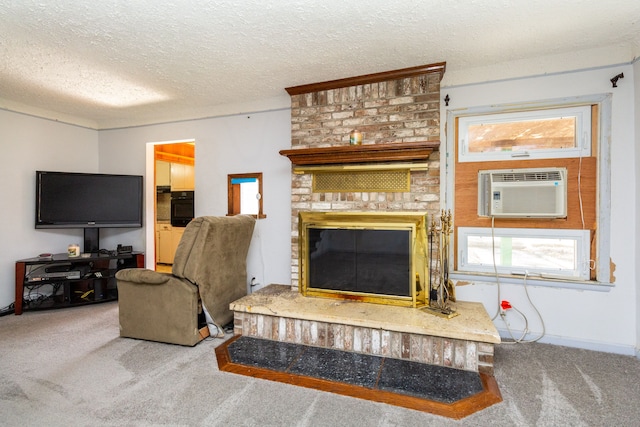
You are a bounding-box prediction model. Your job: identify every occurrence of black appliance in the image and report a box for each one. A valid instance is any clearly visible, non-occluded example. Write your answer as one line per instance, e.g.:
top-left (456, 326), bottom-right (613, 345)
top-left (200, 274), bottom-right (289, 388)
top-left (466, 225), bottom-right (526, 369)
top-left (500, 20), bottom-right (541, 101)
top-left (35, 171), bottom-right (143, 253)
top-left (171, 191), bottom-right (194, 227)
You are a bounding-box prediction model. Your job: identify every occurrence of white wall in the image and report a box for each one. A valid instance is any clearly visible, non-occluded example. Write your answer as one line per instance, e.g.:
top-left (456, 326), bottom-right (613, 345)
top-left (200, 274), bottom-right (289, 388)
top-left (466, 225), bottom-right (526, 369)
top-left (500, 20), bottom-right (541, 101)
top-left (97, 108), bottom-right (293, 292)
top-left (0, 109), bottom-right (99, 309)
top-left (442, 64), bottom-right (637, 354)
top-left (634, 58), bottom-right (640, 357)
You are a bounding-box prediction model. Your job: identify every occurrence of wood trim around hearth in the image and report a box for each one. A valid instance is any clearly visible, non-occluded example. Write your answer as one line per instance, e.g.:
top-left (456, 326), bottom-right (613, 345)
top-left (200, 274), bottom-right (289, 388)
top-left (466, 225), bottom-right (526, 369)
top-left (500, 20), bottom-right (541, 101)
top-left (279, 141), bottom-right (440, 167)
top-left (285, 62), bottom-right (446, 95)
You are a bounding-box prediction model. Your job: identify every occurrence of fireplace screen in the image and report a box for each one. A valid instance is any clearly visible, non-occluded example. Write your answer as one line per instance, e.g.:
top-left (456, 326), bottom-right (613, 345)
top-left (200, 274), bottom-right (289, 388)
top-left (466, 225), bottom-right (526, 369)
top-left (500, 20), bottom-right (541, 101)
top-left (309, 229), bottom-right (411, 296)
top-left (299, 211), bottom-right (429, 307)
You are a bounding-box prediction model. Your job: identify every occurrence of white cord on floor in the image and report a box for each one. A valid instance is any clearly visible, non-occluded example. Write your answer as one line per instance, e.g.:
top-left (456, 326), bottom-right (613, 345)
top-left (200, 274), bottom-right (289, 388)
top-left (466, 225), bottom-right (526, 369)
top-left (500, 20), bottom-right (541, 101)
top-left (501, 271), bottom-right (546, 343)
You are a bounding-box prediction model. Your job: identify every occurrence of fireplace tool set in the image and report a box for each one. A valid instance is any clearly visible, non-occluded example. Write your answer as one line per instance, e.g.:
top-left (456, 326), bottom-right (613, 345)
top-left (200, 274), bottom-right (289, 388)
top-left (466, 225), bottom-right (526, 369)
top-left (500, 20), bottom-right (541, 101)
top-left (424, 209), bottom-right (459, 318)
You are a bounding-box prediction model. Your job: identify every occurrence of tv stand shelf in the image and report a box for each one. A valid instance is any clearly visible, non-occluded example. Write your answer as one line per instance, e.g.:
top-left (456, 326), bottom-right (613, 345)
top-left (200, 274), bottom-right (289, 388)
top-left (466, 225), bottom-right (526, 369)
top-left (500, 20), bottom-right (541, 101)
top-left (14, 252), bottom-right (144, 315)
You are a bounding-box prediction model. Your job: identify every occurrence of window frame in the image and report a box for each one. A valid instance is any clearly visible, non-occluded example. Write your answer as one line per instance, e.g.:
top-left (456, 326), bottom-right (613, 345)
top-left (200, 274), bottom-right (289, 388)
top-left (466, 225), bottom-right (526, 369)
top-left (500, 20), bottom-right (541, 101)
top-left (458, 105), bottom-right (592, 162)
top-left (227, 172), bottom-right (266, 219)
top-left (457, 227), bottom-right (591, 280)
top-left (445, 94), bottom-right (612, 287)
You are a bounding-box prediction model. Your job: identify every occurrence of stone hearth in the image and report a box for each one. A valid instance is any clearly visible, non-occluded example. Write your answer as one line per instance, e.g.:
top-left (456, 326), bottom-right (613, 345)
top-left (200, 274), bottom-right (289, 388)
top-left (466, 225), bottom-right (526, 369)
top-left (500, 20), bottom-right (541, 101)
top-left (232, 284), bottom-right (499, 375)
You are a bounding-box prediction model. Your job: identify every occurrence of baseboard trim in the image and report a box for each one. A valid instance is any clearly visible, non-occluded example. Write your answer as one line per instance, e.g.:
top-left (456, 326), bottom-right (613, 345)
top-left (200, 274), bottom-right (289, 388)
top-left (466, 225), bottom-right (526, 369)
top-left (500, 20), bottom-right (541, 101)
top-left (497, 328), bottom-right (637, 356)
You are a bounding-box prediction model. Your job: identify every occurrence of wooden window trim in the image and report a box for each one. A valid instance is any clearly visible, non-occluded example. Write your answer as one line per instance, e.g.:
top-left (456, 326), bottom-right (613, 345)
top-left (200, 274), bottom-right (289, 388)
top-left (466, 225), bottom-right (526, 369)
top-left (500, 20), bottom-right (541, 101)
top-left (227, 172), bottom-right (266, 219)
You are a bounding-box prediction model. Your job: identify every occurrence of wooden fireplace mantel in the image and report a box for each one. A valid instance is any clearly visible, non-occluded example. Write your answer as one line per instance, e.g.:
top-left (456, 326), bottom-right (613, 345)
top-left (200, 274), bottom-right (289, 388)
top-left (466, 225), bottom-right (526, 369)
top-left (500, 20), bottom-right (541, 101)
top-left (279, 141), bottom-right (440, 167)
top-left (285, 62), bottom-right (446, 95)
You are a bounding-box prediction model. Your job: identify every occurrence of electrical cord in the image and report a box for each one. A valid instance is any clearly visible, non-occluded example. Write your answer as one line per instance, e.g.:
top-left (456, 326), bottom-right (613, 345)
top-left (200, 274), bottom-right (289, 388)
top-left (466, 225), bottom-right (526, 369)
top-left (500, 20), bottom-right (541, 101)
top-left (500, 305), bottom-right (529, 343)
top-left (521, 271), bottom-right (546, 342)
top-left (490, 217), bottom-right (545, 342)
top-left (578, 138), bottom-right (597, 276)
top-left (201, 322), bottom-right (236, 343)
top-left (500, 271), bottom-right (546, 343)
top-left (25, 282), bottom-right (63, 307)
top-left (578, 142), bottom-right (586, 230)
top-left (490, 216), bottom-right (502, 320)
top-left (0, 302), bottom-right (15, 316)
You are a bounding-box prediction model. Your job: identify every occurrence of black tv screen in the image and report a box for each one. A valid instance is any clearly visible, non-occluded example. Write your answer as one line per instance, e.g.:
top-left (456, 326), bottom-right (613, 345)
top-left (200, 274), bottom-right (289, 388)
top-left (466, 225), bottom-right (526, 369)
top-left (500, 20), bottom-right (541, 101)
top-left (36, 171), bottom-right (143, 229)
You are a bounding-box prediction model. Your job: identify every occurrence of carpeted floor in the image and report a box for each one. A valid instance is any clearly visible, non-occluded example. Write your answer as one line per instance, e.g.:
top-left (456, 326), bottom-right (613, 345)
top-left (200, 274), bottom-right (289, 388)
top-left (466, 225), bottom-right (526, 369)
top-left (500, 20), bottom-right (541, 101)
top-left (2, 301), bottom-right (640, 426)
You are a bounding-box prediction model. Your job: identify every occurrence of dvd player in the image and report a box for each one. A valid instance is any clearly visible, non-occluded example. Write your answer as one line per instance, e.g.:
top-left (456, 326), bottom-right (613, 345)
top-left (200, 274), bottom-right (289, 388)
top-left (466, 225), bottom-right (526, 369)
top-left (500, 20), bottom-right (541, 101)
top-left (26, 263), bottom-right (88, 282)
top-left (27, 270), bottom-right (81, 282)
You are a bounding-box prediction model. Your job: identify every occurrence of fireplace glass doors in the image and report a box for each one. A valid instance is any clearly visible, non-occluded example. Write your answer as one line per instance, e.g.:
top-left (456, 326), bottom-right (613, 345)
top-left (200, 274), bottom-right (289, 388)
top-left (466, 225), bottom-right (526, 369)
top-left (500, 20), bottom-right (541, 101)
top-left (299, 211), bottom-right (429, 307)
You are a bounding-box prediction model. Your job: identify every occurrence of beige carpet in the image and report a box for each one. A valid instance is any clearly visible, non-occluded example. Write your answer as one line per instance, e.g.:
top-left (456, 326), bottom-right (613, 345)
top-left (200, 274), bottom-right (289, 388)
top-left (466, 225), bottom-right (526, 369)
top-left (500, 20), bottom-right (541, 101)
top-left (1, 301), bottom-right (639, 426)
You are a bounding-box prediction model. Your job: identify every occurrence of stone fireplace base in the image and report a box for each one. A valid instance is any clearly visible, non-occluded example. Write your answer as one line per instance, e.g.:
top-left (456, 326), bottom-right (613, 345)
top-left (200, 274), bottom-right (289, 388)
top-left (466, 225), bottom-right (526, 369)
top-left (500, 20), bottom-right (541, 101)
top-left (231, 284), bottom-right (500, 375)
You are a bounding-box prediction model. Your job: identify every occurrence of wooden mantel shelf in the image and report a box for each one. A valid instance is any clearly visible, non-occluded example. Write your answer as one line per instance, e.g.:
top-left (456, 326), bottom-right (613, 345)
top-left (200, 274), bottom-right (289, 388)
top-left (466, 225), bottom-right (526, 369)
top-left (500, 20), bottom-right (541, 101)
top-left (279, 141), bottom-right (440, 167)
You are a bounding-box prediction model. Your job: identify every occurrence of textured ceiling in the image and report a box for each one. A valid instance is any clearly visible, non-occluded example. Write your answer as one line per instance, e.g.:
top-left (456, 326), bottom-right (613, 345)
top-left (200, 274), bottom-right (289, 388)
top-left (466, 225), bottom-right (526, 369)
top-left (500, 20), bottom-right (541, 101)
top-left (1, 0), bottom-right (639, 130)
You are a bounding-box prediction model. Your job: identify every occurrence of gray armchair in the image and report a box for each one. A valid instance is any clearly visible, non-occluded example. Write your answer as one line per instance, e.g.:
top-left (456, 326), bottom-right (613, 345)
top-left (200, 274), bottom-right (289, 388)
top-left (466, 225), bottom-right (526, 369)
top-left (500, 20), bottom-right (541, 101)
top-left (115, 215), bottom-right (256, 346)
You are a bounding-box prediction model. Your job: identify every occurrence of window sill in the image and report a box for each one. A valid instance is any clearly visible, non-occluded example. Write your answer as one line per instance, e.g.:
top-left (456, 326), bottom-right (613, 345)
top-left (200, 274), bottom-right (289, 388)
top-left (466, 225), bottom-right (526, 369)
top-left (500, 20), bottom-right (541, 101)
top-left (227, 213), bottom-right (267, 219)
top-left (450, 272), bottom-right (613, 292)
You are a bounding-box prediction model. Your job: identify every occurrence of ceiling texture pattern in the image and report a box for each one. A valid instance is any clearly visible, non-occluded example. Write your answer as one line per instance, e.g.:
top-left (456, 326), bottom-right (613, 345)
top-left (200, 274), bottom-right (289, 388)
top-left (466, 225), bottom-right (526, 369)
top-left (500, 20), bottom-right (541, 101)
top-left (1, 0), bottom-right (639, 129)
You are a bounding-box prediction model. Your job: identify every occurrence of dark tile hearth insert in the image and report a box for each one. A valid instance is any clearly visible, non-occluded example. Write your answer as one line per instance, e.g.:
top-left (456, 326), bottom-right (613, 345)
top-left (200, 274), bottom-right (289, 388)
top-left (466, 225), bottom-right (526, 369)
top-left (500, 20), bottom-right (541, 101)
top-left (215, 336), bottom-right (502, 419)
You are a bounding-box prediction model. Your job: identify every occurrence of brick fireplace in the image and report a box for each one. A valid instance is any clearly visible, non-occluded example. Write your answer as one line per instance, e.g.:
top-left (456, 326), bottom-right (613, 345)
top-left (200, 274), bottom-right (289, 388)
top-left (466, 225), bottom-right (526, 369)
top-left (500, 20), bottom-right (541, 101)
top-left (231, 63), bottom-right (499, 376)
top-left (282, 63), bottom-right (444, 289)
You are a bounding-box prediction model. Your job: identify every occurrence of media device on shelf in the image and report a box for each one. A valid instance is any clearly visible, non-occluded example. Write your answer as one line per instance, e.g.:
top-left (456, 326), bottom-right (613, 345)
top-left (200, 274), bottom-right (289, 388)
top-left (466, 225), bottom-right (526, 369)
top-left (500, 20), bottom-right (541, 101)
top-left (35, 171), bottom-right (143, 253)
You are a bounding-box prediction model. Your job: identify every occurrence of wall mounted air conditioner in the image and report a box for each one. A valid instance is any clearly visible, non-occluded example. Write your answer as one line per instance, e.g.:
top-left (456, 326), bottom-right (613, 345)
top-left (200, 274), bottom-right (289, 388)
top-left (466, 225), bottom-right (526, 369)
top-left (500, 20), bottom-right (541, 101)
top-left (478, 167), bottom-right (567, 218)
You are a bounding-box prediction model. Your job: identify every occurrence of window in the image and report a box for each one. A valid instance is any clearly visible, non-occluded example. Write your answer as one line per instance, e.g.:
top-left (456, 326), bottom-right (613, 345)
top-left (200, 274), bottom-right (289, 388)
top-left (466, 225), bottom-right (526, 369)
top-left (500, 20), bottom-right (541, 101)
top-left (458, 105), bottom-right (592, 162)
top-left (227, 172), bottom-right (266, 219)
top-left (458, 227), bottom-right (591, 280)
top-left (447, 94), bottom-right (611, 285)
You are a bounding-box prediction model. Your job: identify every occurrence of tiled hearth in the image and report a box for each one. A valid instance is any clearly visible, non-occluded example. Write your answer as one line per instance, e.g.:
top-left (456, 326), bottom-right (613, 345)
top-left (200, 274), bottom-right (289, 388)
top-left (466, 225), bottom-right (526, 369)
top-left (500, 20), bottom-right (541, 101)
top-left (231, 285), bottom-right (500, 375)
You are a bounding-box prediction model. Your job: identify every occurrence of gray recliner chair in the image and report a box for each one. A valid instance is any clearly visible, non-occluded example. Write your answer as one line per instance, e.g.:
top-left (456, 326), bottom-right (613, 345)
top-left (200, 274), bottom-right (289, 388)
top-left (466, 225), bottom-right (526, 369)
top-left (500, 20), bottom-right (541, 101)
top-left (115, 215), bottom-right (256, 346)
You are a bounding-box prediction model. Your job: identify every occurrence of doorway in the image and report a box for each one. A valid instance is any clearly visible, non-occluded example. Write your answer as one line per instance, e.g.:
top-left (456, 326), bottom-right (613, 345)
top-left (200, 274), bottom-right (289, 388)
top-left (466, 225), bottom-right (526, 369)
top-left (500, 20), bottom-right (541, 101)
top-left (147, 140), bottom-right (195, 271)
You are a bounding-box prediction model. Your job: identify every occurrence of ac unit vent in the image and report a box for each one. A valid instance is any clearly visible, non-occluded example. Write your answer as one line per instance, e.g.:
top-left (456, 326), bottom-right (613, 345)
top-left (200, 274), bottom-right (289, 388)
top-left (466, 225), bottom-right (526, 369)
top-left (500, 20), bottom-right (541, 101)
top-left (478, 167), bottom-right (567, 218)
top-left (492, 170), bottom-right (564, 183)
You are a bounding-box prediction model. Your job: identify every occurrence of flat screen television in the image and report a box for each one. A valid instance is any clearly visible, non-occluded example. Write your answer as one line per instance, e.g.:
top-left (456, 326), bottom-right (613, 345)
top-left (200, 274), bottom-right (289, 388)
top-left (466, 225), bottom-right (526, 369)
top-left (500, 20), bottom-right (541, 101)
top-left (35, 171), bottom-right (143, 253)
